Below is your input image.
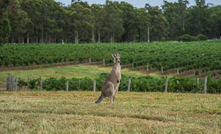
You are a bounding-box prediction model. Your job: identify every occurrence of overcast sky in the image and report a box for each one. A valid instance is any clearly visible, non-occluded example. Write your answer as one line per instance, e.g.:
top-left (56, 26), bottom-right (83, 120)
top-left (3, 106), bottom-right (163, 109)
top-left (54, 0), bottom-right (221, 8)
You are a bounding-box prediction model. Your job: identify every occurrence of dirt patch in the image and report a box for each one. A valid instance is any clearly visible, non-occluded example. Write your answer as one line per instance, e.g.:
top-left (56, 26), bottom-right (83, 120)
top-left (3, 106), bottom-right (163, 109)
top-left (212, 74), bottom-right (221, 79)
top-left (194, 73), bottom-right (209, 78)
top-left (129, 66), bottom-right (146, 71)
top-left (158, 70), bottom-right (177, 76)
top-left (0, 62), bottom-right (88, 72)
top-left (177, 70), bottom-right (195, 77)
top-left (142, 69), bottom-right (159, 74)
top-left (0, 88), bottom-right (6, 91)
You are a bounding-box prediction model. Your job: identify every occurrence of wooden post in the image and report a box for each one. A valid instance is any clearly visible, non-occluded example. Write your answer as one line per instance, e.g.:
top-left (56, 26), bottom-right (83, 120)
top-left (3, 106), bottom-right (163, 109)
top-left (10, 75), bottom-right (13, 91)
top-left (161, 67), bottom-right (163, 74)
top-left (197, 78), bottom-right (199, 88)
top-left (132, 63), bottom-right (134, 69)
top-left (89, 58), bottom-right (91, 63)
top-left (40, 77), bottom-right (42, 91)
top-left (177, 80), bottom-right (179, 84)
top-left (15, 78), bottom-right (18, 91)
top-left (12, 75), bottom-right (15, 91)
top-left (177, 69), bottom-right (179, 75)
top-left (146, 65), bottom-right (149, 71)
top-left (127, 78), bottom-right (131, 91)
top-left (27, 76), bottom-right (29, 90)
top-left (93, 80), bottom-right (96, 91)
top-left (194, 71), bottom-right (196, 76)
top-left (164, 76), bottom-right (168, 93)
top-left (204, 77), bottom-right (207, 93)
top-left (66, 81), bottom-right (69, 91)
top-left (6, 74), bottom-right (11, 91)
top-left (79, 79), bottom-right (80, 90)
top-left (103, 59), bottom-right (105, 66)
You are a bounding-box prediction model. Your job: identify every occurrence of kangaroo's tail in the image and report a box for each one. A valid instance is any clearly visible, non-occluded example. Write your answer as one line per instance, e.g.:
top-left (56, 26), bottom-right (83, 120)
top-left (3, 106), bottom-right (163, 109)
top-left (95, 94), bottom-right (105, 103)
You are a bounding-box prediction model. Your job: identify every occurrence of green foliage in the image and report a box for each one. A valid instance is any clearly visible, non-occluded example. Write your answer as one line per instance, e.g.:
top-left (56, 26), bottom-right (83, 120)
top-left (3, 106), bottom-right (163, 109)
top-left (191, 36), bottom-right (200, 41)
top-left (197, 34), bottom-right (208, 40)
top-left (0, 18), bottom-right (11, 45)
top-left (182, 34), bottom-right (192, 42)
top-left (17, 75), bottom-right (221, 93)
top-left (160, 37), bottom-right (166, 41)
top-left (195, 70), bottom-right (199, 75)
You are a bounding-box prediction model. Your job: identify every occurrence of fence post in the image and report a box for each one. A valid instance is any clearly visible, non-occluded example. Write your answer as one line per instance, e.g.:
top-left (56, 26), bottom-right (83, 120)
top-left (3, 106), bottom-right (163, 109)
top-left (197, 78), bottom-right (199, 88)
top-left (204, 77), bottom-right (207, 93)
top-left (177, 69), bottom-right (179, 75)
top-left (12, 75), bottom-right (15, 91)
top-left (93, 80), bottom-right (96, 91)
top-left (89, 58), bottom-right (91, 63)
top-left (15, 78), bottom-right (18, 91)
top-left (103, 59), bottom-right (105, 66)
top-left (194, 71), bottom-right (196, 76)
top-left (146, 65), bottom-right (149, 71)
top-left (6, 74), bottom-right (11, 91)
top-left (66, 81), bottom-right (69, 91)
top-left (127, 78), bottom-right (131, 91)
top-left (161, 67), bottom-right (163, 74)
top-left (164, 76), bottom-right (168, 93)
top-left (27, 76), bottom-right (29, 90)
top-left (79, 79), bottom-right (80, 90)
top-left (10, 75), bottom-right (13, 91)
top-left (40, 77), bottom-right (42, 91)
top-left (132, 63), bottom-right (134, 69)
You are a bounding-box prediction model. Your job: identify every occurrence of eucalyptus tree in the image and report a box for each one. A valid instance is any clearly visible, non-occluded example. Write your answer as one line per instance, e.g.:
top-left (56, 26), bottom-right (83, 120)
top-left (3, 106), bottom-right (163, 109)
top-left (0, 0), bottom-right (19, 45)
top-left (145, 4), bottom-right (167, 42)
top-left (67, 2), bottom-right (92, 44)
top-left (104, 1), bottom-right (124, 43)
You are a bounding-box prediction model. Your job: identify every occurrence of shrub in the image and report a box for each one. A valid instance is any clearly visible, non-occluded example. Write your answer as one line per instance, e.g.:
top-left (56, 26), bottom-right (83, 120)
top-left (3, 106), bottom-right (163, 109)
top-left (197, 34), bottom-right (208, 41)
top-left (160, 37), bottom-right (166, 42)
top-left (191, 36), bottom-right (200, 41)
top-left (182, 34), bottom-right (192, 42)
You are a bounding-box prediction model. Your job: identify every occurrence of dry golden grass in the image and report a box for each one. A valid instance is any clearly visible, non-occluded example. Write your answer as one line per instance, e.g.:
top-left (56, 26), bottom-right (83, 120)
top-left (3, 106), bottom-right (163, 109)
top-left (0, 91), bottom-right (220, 133)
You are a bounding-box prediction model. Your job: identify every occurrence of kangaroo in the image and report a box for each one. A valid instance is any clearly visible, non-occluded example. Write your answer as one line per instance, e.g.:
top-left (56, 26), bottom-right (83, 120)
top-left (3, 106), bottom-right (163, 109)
top-left (95, 52), bottom-right (121, 104)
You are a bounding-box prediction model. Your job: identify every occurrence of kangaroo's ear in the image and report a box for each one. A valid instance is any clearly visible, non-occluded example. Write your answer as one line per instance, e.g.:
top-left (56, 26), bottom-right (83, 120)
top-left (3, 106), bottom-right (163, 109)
top-left (112, 53), bottom-right (116, 58)
top-left (117, 52), bottom-right (121, 56)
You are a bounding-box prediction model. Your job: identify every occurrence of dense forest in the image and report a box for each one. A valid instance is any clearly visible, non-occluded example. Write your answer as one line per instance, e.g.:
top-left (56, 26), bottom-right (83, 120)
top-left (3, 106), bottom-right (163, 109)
top-left (0, 0), bottom-right (221, 44)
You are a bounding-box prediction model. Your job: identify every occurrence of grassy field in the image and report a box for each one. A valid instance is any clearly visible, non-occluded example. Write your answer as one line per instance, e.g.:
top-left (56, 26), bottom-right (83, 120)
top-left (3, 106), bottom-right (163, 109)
top-left (0, 64), bottom-right (148, 88)
top-left (0, 91), bottom-right (220, 133)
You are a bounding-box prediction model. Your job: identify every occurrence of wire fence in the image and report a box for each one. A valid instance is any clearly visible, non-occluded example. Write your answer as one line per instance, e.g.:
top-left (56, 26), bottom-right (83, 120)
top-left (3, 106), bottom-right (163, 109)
top-left (4, 73), bottom-right (221, 94)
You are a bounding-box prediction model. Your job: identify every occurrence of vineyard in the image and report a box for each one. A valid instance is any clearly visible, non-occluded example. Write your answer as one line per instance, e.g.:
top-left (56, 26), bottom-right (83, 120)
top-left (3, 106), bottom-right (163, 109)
top-left (1, 40), bottom-right (221, 92)
top-left (1, 41), bottom-right (221, 73)
top-left (1, 41), bottom-right (221, 72)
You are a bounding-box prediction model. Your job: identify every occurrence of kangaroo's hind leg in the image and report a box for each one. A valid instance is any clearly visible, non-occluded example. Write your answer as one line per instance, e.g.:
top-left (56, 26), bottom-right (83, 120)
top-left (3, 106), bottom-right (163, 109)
top-left (113, 85), bottom-right (119, 103)
top-left (105, 83), bottom-right (115, 104)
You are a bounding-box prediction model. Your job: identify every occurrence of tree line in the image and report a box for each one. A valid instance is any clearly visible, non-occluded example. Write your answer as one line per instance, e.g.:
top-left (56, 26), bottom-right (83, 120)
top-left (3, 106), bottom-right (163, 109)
top-left (0, 0), bottom-right (221, 45)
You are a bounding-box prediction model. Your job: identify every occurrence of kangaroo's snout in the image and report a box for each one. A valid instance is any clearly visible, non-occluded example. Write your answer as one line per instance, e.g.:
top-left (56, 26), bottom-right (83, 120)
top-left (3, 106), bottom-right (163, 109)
top-left (118, 61), bottom-right (120, 63)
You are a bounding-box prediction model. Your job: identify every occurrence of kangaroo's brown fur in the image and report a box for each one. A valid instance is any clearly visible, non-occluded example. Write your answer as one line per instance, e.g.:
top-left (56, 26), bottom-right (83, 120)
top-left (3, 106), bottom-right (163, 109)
top-left (95, 52), bottom-right (121, 104)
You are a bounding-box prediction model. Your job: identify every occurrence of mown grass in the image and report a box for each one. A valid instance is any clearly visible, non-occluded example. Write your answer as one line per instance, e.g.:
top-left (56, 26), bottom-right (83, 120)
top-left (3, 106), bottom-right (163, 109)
top-left (0, 64), bottom-right (146, 88)
top-left (0, 91), bottom-right (220, 133)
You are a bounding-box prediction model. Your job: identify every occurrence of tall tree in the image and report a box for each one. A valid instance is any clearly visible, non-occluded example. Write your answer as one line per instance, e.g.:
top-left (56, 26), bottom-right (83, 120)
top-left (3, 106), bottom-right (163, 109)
top-left (104, 1), bottom-right (124, 43)
top-left (67, 2), bottom-right (92, 44)
top-left (145, 4), bottom-right (168, 41)
top-left (0, 0), bottom-right (19, 45)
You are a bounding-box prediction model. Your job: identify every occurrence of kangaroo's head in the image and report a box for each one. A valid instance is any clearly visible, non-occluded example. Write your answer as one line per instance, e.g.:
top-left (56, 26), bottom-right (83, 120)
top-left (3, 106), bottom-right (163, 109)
top-left (112, 52), bottom-right (121, 64)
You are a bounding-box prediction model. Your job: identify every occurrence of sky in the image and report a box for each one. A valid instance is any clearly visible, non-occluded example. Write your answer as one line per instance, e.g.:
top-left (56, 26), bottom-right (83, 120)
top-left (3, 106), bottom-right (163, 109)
top-left (54, 0), bottom-right (221, 8)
